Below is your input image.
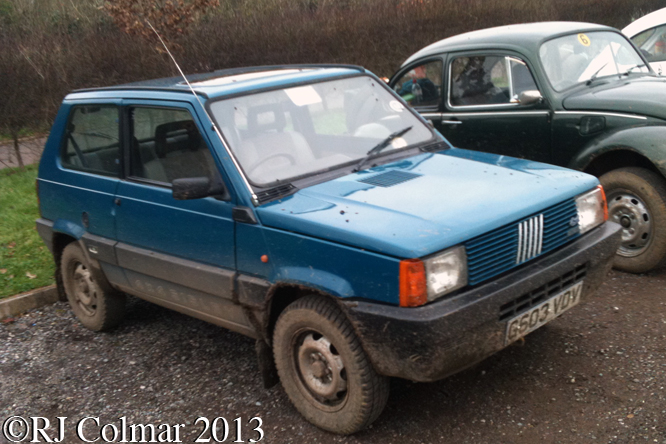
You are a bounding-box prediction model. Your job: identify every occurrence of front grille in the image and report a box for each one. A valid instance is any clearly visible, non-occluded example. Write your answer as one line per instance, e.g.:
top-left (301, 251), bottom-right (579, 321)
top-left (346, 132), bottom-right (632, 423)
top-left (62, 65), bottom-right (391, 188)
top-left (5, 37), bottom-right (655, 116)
top-left (499, 264), bottom-right (587, 321)
top-left (517, 214), bottom-right (544, 264)
top-left (465, 198), bottom-right (579, 286)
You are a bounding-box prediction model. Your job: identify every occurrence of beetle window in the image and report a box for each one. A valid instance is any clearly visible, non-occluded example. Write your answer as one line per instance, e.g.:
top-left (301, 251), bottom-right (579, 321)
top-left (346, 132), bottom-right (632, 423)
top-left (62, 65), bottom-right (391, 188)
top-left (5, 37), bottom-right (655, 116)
top-left (61, 106), bottom-right (120, 176)
top-left (449, 56), bottom-right (513, 106)
top-left (540, 31), bottom-right (648, 91)
top-left (509, 58), bottom-right (539, 99)
top-left (129, 107), bottom-right (217, 184)
top-left (393, 60), bottom-right (443, 107)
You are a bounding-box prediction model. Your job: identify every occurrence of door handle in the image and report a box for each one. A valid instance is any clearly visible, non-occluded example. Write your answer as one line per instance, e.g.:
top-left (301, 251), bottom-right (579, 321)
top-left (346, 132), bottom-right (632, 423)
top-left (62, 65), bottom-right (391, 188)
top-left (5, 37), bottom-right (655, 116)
top-left (441, 120), bottom-right (463, 125)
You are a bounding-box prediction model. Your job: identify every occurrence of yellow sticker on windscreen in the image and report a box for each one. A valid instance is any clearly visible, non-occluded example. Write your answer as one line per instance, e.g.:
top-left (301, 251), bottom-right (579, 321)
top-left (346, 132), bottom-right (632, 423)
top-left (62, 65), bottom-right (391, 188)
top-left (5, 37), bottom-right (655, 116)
top-left (577, 33), bottom-right (591, 47)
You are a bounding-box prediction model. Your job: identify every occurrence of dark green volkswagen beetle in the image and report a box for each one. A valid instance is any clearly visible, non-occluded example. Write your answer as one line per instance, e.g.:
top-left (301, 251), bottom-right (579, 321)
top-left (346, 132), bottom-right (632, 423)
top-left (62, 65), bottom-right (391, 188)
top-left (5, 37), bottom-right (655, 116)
top-left (390, 21), bottom-right (666, 273)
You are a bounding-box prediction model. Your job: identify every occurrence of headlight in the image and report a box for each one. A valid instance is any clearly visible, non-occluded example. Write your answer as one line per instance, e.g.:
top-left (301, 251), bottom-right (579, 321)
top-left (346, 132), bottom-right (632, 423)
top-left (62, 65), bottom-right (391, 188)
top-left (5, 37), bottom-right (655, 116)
top-left (575, 185), bottom-right (608, 235)
top-left (399, 246), bottom-right (467, 307)
top-left (424, 246), bottom-right (467, 300)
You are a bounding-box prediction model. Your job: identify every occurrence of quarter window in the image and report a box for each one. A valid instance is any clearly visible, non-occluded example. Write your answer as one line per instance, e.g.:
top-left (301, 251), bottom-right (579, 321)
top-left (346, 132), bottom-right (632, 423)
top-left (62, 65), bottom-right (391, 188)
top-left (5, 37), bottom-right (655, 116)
top-left (61, 105), bottom-right (120, 175)
top-left (129, 107), bottom-right (217, 184)
top-left (393, 60), bottom-right (443, 107)
top-left (509, 57), bottom-right (539, 98)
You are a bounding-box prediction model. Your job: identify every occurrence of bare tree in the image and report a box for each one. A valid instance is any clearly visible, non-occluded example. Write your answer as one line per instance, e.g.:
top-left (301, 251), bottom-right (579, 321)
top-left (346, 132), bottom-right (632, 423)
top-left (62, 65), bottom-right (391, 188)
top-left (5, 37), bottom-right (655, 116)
top-left (103, 0), bottom-right (219, 46)
top-left (0, 36), bottom-right (50, 169)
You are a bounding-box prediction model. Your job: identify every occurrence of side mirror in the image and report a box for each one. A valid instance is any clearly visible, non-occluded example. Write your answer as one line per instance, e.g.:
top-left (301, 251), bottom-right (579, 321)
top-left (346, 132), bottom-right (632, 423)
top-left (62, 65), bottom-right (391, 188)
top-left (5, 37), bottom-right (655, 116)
top-left (172, 176), bottom-right (227, 200)
top-left (517, 90), bottom-right (543, 106)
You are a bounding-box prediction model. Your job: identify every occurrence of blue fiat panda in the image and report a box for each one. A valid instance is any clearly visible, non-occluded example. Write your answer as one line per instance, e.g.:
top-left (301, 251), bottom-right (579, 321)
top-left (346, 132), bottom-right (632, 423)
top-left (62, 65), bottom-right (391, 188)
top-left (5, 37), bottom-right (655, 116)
top-left (36, 65), bottom-right (621, 434)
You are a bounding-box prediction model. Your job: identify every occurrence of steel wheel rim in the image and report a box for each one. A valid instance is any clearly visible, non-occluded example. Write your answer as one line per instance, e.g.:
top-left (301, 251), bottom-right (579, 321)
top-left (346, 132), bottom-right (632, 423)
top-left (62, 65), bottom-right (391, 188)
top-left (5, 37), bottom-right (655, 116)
top-left (293, 330), bottom-right (348, 412)
top-left (72, 262), bottom-right (98, 317)
top-left (607, 190), bottom-right (653, 257)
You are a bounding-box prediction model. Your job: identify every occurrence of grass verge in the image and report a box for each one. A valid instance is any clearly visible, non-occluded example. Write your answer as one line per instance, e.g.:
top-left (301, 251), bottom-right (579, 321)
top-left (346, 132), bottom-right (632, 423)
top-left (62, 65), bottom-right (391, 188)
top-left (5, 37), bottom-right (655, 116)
top-left (0, 165), bottom-right (54, 298)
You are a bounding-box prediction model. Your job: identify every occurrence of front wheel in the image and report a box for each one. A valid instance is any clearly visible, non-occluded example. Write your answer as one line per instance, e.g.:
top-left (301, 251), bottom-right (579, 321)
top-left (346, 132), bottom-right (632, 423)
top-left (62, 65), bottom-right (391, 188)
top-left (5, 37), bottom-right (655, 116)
top-left (600, 167), bottom-right (666, 273)
top-left (61, 242), bottom-right (125, 331)
top-left (273, 295), bottom-right (389, 434)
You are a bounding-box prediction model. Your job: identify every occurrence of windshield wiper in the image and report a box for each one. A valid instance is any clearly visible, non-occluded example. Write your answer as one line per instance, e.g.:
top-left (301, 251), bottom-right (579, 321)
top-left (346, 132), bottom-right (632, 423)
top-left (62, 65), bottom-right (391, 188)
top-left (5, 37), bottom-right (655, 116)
top-left (586, 63), bottom-right (609, 85)
top-left (621, 63), bottom-right (647, 76)
top-left (353, 126), bottom-right (413, 172)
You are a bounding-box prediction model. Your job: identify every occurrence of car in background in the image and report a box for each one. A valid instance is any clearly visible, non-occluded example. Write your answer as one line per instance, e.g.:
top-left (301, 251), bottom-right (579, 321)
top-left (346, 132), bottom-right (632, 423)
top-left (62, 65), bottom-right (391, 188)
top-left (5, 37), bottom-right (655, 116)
top-left (390, 22), bottom-right (666, 273)
top-left (37, 64), bottom-right (620, 434)
top-left (623, 7), bottom-right (666, 75)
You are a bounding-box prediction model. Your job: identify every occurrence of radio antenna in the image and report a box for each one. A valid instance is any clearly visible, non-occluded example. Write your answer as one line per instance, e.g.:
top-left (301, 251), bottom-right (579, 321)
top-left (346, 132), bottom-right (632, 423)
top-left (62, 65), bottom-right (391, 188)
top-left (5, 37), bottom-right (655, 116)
top-left (146, 20), bottom-right (258, 204)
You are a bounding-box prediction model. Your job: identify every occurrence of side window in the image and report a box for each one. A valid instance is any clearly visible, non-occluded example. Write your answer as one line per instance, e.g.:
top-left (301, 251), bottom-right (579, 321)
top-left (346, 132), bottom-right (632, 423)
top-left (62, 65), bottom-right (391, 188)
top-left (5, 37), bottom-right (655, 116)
top-left (450, 55), bottom-right (509, 106)
top-left (450, 55), bottom-right (538, 107)
top-left (631, 25), bottom-right (666, 62)
top-left (61, 105), bottom-right (120, 175)
top-left (393, 60), bottom-right (442, 107)
top-left (130, 107), bottom-right (217, 184)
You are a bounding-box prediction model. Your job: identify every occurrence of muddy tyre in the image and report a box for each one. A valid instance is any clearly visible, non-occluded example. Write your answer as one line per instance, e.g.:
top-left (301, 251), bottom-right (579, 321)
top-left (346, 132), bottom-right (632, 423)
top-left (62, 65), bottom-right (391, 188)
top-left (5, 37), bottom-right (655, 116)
top-left (273, 295), bottom-right (389, 434)
top-left (600, 167), bottom-right (666, 273)
top-left (61, 242), bottom-right (125, 331)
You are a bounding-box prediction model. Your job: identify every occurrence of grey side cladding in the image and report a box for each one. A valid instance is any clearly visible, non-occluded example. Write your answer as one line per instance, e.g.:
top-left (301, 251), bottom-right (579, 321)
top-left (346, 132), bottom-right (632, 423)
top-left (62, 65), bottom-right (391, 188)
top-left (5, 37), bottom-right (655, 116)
top-left (115, 242), bottom-right (235, 299)
top-left (36, 219), bottom-right (54, 253)
top-left (81, 232), bottom-right (118, 265)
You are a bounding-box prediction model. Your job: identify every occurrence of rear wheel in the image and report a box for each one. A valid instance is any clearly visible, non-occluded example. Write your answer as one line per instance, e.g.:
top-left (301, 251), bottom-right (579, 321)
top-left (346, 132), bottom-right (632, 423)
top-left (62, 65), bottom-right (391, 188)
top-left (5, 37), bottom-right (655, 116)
top-left (61, 242), bottom-right (125, 331)
top-left (600, 167), bottom-right (666, 273)
top-left (273, 295), bottom-right (389, 434)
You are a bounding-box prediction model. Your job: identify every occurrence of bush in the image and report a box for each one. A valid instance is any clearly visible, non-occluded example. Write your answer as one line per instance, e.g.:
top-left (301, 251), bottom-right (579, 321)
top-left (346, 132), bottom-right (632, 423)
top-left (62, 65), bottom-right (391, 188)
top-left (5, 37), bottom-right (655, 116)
top-left (0, 0), bottom-right (663, 138)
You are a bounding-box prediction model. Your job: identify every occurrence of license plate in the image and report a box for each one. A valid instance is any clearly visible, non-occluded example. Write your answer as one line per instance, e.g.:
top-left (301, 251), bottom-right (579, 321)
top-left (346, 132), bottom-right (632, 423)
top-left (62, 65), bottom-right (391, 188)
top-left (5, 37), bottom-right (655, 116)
top-left (504, 281), bottom-right (584, 345)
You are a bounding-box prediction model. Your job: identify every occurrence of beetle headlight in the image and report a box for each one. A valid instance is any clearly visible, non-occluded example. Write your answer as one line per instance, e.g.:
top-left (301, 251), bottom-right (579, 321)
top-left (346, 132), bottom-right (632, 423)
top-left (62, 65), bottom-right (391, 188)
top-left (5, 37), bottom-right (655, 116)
top-left (424, 245), bottom-right (467, 301)
top-left (575, 185), bottom-right (608, 235)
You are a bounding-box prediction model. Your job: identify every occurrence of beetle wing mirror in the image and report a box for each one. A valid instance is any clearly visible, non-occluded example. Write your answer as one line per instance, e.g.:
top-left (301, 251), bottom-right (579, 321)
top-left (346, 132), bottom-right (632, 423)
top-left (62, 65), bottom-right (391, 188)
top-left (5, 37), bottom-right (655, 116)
top-left (517, 90), bottom-right (543, 106)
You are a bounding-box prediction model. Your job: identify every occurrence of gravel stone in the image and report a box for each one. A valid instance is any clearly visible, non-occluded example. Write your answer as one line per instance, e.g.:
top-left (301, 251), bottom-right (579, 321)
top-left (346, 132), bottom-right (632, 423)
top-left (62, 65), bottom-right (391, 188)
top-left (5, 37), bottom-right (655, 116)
top-left (1, 270), bottom-right (666, 443)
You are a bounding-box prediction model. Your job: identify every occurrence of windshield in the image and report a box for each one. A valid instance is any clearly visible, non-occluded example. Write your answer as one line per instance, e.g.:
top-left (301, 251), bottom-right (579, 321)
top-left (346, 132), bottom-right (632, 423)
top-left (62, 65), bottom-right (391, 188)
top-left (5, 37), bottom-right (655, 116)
top-left (539, 31), bottom-right (649, 91)
top-left (209, 75), bottom-right (434, 187)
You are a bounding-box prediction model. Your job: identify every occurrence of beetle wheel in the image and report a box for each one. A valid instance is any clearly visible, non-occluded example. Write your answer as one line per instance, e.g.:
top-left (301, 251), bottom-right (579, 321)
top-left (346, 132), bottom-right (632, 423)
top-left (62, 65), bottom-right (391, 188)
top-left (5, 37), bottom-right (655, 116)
top-left (600, 167), bottom-right (666, 273)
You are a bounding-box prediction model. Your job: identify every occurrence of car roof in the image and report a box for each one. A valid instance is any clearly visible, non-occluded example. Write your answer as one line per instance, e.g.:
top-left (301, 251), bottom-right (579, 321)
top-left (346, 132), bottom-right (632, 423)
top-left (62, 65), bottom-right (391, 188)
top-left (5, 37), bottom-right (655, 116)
top-left (402, 21), bottom-right (616, 67)
top-left (69, 65), bottom-right (366, 100)
top-left (622, 7), bottom-right (666, 38)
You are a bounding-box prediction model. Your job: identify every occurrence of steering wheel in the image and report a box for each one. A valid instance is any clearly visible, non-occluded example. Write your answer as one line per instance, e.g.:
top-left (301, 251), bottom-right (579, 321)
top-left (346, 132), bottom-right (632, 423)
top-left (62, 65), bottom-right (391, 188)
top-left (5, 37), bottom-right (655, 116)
top-left (247, 153), bottom-right (297, 176)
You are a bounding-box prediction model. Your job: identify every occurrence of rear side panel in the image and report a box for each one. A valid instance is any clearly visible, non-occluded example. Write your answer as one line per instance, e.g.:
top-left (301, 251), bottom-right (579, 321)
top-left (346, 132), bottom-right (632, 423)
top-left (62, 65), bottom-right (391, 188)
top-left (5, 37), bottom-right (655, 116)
top-left (38, 99), bottom-right (123, 242)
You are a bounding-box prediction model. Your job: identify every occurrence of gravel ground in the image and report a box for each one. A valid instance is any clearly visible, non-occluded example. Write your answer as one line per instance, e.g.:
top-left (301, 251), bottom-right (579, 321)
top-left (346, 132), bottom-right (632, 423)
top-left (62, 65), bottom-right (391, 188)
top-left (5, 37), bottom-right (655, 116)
top-left (1, 269), bottom-right (666, 444)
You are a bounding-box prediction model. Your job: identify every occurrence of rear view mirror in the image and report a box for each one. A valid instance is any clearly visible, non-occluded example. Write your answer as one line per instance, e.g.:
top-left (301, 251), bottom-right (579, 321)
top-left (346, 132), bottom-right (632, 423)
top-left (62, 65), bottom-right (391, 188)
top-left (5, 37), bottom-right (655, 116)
top-left (517, 90), bottom-right (543, 106)
top-left (172, 176), bottom-right (227, 200)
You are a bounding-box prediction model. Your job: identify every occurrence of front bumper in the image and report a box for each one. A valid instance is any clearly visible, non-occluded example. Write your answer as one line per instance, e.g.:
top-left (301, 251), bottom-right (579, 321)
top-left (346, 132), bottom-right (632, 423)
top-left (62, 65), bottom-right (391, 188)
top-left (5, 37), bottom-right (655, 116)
top-left (343, 221), bottom-right (622, 382)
